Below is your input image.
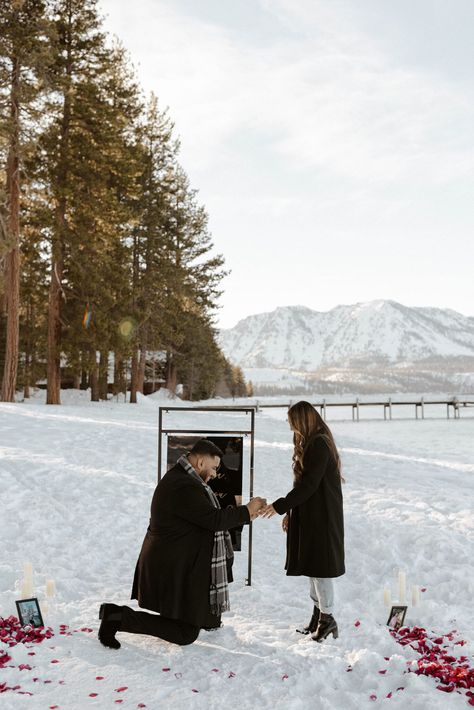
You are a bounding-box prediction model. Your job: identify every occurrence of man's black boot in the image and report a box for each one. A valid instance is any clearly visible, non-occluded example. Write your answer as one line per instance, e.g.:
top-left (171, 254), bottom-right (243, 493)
top-left (98, 603), bottom-right (123, 649)
top-left (296, 605), bottom-right (320, 635)
top-left (311, 612), bottom-right (338, 642)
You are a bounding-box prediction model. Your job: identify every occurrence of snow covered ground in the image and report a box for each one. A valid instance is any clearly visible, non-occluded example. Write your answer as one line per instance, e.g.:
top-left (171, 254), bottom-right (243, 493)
top-left (1, 391), bottom-right (473, 709)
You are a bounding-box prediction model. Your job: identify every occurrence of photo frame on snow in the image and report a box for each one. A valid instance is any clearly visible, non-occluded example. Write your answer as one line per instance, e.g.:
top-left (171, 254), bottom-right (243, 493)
top-left (16, 597), bottom-right (44, 628)
top-left (387, 605), bottom-right (407, 630)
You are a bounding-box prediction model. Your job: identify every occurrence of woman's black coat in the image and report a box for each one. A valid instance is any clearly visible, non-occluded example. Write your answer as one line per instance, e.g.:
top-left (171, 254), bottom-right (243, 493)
top-left (272, 436), bottom-right (345, 578)
top-left (131, 462), bottom-right (250, 628)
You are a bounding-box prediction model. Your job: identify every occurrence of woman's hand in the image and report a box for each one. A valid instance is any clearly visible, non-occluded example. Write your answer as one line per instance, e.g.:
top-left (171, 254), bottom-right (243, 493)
top-left (260, 503), bottom-right (277, 518)
top-left (282, 514), bottom-right (289, 533)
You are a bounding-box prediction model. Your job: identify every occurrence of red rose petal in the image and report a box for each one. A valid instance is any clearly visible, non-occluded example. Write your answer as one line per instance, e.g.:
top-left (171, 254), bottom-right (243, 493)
top-left (211, 668), bottom-right (219, 672)
top-left (115, 687), bottom-right (128, 692)
top-left (191, 689), bottom-right (199, 693)
top-left (51, 659), bottom-right (60, 664)
top-left (370, 695), bottom-right (377, 701)
top-left (282, 674), bottom-right (289, 680)
top-left (137, 705), bottom-right (146, 708)
top-left (95, 676), bottom-right (104, 680)
top-left (162, 668), bottom-right (170, 672)
top-left (354, 620), bottom-right (361, 627)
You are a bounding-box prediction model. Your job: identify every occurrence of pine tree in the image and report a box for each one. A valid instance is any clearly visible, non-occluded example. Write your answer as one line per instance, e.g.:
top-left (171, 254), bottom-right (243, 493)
top-left (127, 94), bottom-right (177, 403)
top-left (18, 199), bottom-right (49, 397)
top-left (160, 165), bottom-right (227, 394)
top-left (0, 0), bottom-right (51, 401)
top-left (56, 39), bottom-right (143, 401)
top-left (40, 0), bottom-right (110, 404)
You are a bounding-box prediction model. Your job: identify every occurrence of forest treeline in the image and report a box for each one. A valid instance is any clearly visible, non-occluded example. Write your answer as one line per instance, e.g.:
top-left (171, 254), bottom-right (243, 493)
top-left (0, 0), bottom-right (248, 403)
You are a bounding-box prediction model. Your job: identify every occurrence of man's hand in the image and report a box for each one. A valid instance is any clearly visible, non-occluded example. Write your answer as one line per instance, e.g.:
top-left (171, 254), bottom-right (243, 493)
top-left (260, 503), bottom-right (277, 519)
top-left (247, 497), bottom-right (266, 520)
top-left (282, 514), bottom-right (289, 532)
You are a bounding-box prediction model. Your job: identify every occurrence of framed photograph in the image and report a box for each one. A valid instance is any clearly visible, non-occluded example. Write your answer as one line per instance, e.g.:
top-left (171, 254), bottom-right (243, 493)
top-left (16, 597), bottom-right (44, 628)
top-left (387, 605), bottom-right (407, 630)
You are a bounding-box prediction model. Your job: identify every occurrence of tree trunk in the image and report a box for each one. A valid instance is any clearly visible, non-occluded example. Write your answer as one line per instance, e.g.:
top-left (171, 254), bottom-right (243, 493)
top-left (23, 299), bottom-right (31, 399)
top-left (72, 374), bottom-right (80, 389)
top-left (1, 57), bottom-right (21, 403)
top-left (130, 348), bottom-right (138, 403)
top-left (80, 351), bottom-right (88, 389)
top-left (113, 351), bottom-right (123, 396)
top-left (47, 13), bottom-right (72, 405)
top-left (90, 351), bottom-right (99, 402)
top-left (46, 252), bottom-right (63, 404)
top-left (99, 349), bottom-right (108, 400)
top-left (165, 351), bottom-right (177, 394)
top-left (137, 342), bottom-right (146, 394)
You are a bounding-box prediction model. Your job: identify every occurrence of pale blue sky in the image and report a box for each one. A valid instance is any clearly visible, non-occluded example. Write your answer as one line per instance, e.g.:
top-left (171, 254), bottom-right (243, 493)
top-left (100, 0), bottom-right (474, 328)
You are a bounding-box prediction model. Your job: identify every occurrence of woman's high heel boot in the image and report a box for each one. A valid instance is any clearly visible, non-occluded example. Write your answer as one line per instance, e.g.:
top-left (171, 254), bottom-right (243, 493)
top-left (311, 612), bottom-right (338, 642)
top-left (296, 605), bottom-right (320, 635)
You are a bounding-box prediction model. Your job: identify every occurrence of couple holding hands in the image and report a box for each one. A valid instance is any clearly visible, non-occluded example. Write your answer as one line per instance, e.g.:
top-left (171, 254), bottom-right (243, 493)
top-left (98, 401), bottom-right (345, 649)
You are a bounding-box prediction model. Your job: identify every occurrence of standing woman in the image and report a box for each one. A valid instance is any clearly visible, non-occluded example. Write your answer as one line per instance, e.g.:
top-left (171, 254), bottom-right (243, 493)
top-left (260, 400), bottom-right (345, 642)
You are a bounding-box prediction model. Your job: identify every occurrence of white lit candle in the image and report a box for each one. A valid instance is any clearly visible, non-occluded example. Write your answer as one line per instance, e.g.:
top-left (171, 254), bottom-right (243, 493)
top-left (383, 586), bottom-right (391, 608)
top-left (21, 578), bottom-right (33, 598)
top-left (23, 562), bottom-right (33, 580)
top-left (45, 579), bottom-right (56, 598)
top-left (398, 570), bottom-right (406, 603)
top-left (411, 585), bottom-right (420, 607)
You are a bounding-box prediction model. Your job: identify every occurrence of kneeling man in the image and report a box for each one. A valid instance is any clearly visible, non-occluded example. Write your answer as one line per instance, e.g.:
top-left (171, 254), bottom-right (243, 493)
top-left (98, 439), bottom-right (264, 647)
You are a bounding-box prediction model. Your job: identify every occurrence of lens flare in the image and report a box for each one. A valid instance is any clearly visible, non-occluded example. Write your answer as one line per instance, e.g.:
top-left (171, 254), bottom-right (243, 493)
top-left (118, 317), bottom-right (136, 340)
top-left (82, 304), bottom-right (92, 329)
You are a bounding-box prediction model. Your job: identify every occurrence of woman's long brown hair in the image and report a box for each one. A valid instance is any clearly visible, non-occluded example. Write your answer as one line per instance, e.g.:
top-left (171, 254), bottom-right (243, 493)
top-left (288, 400), bottom-right (345, 483)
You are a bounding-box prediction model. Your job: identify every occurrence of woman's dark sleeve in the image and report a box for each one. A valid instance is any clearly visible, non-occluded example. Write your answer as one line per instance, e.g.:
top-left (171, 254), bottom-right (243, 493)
top-left (272, 439), bottom-right (329, 515)
top-left (176, 480), bottom-right (250, 531)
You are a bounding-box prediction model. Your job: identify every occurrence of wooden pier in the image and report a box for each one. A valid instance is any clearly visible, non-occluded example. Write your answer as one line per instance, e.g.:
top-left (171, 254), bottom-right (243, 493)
top-left (253, 397), bottom-right (474, 420)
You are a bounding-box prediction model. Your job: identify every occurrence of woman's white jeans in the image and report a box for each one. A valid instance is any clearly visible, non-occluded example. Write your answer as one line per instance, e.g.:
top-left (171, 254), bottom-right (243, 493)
top-left (309, 577), bottom-right (334, 614)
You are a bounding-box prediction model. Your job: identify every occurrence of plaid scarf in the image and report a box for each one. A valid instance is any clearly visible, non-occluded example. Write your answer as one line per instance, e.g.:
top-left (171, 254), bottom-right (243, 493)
top-left (178, 454), bottom-right (234, 615)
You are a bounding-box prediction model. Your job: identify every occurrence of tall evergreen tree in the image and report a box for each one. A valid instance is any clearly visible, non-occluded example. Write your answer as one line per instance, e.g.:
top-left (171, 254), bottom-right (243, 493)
top-left (42, 0), bottom-right (109, 404)
top-left (0, 0), bottom-right (51, 401)
top-left (127, 94), bottom-right (177, 403)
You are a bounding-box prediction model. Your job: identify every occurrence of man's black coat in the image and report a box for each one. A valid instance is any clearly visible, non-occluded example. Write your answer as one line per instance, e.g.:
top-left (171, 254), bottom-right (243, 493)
top-left (273, 436), bottom-right (345, 578)
top-left (131, 462), bottom-right (250, 628)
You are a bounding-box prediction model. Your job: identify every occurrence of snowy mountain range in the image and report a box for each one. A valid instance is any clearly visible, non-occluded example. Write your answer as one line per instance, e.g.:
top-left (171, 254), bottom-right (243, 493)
top-left (219, 300), bottom-right (474, 393)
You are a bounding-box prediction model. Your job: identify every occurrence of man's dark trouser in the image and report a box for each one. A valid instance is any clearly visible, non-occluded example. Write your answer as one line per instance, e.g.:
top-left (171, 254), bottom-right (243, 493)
top-left (120, 606), bottom-right (200, 646)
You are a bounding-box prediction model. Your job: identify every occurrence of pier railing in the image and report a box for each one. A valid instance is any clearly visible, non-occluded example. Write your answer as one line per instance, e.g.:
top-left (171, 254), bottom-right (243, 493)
top-left (252, 397), bottom-right (474, 420)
